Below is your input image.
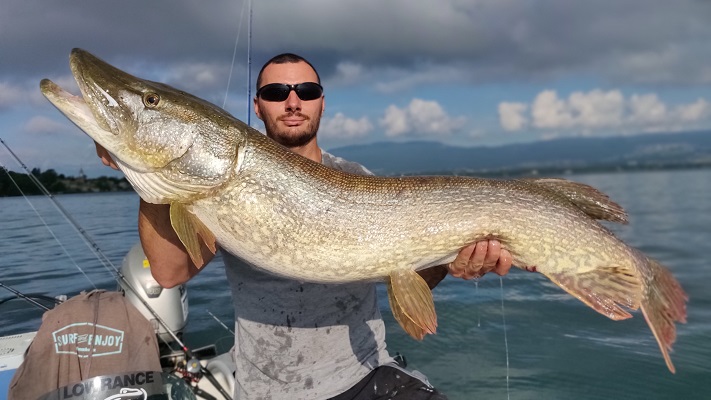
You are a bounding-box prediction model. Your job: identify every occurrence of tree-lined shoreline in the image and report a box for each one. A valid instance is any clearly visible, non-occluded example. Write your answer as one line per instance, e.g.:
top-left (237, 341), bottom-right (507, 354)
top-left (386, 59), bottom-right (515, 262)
top-left (0, 167), bottom-right (131, 197)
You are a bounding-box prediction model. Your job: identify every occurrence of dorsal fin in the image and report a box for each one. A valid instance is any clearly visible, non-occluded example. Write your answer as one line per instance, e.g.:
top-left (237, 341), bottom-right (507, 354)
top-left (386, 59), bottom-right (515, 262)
top-left (524, 177), bottom-right (628, 224)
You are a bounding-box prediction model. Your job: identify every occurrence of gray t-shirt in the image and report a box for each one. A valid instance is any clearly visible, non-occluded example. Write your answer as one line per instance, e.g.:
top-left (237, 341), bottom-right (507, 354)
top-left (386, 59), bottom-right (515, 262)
top-left (224, 151), bottom-right (393, 399)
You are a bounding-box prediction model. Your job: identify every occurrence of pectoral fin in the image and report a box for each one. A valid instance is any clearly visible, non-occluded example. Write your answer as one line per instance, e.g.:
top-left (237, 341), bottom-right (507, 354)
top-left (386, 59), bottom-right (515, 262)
top-left (386, 270), bottom-right (437, 340)
top-left (170, 202), bottom-right (216, 267)
top-left (542, 265), bottom-right (643, 320)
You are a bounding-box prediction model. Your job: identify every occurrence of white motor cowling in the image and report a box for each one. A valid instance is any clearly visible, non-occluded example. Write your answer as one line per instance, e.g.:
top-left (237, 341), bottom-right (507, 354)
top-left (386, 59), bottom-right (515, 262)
top-left (118, 242), bottom-right (188, 344)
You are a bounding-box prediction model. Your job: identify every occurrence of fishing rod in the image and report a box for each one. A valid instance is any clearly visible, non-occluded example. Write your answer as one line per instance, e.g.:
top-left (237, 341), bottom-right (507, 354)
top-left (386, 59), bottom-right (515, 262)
top-left (0, 138), bottom-right (232, 400)
top-left (0, 281), bottom-right (53, 311)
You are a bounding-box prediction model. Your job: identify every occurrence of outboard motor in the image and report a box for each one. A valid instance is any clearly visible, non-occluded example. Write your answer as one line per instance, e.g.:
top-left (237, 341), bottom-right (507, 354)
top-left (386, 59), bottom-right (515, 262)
top-left (118, 242), bottom-right (189, 344)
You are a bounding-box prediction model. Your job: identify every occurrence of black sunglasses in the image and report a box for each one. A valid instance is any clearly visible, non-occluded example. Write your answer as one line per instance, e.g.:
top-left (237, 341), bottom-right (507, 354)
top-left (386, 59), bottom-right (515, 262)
top-left (256, 82), bottom-right (323, 102)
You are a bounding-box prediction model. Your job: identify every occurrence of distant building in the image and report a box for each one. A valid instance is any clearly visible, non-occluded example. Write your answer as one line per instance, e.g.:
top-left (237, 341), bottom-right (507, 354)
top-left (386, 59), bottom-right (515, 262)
top-left (77, 167), bottom-right (87, 183)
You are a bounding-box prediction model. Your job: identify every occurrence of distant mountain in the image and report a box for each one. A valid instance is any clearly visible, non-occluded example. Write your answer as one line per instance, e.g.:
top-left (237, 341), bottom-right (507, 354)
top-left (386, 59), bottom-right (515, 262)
top-left (328, 130), bottom-right (711, 176)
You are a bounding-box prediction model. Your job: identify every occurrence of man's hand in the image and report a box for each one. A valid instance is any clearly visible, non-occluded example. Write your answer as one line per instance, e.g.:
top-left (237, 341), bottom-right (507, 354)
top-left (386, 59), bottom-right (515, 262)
top-left (418, 240), bottom-right (513, 289)
top-left (448, 240), bottom-right (512, 279)
top-left (95, 142), bottom-right (119, 170)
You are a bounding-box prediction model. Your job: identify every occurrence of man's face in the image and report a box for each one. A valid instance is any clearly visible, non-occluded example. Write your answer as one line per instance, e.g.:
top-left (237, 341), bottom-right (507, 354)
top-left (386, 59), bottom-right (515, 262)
top-left (254, 61), bottom-right (325, 148)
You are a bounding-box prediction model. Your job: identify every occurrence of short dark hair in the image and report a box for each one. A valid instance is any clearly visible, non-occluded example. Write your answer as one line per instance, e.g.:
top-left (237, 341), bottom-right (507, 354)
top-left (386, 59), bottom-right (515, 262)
top-left (255, 53), bottom-right (321, 90)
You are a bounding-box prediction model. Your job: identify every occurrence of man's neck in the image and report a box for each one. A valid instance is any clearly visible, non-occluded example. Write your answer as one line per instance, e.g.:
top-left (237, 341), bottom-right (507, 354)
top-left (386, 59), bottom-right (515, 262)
top-left (287, 141), bottom-right (322, 164)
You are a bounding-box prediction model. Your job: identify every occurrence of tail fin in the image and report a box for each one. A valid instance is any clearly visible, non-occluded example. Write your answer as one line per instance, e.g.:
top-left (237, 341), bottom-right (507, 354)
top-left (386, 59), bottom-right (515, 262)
top-left (543, 249), bottom-right (687, 373)
top-left (638, 253), bottom-right (688, 373)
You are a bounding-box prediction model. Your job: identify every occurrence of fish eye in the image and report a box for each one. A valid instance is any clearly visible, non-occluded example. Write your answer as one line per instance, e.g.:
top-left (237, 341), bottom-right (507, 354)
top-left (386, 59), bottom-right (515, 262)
top-left (143, 93), bottom-right (161, 108)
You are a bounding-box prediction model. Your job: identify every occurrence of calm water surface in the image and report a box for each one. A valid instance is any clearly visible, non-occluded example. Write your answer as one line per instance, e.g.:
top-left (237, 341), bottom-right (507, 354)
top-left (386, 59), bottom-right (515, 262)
top-left (1, 169), bottom-right (709, 399)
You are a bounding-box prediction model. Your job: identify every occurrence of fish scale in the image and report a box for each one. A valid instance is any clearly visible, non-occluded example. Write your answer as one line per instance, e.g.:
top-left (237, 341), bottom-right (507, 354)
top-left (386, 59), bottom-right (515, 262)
top-left (41, 48), bottom-right (687, 373)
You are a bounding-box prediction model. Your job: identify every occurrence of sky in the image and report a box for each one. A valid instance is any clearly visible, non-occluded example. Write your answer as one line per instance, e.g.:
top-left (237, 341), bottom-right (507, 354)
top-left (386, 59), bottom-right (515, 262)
top-left (2, 0), bottom-right (711, 177)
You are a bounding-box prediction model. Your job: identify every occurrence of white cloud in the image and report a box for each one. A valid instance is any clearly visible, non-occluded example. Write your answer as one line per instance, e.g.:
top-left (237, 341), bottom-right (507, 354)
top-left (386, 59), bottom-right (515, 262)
top-left (502, 89), bottom-right (711, 134)
top-left (568, 89), bottom-right (625, 129)
top-left (677, 98), bottom-right (711, 121)
top-left (531, 90), bottom-right (574, 129)
top-left (381, 105), bottom-right (409, 136)
top-left (320, 112), bottom-right (373, 139)
top-left (628, 93), bottom-right (667, 125)
top-left (380, 98), bottom-right (466, 137)
top-left (0, 82), bottom-right (28, 110)
top-left (498, 102), bottom-right (528, 131)
top-left (329, 62), bottom-right (366, 87)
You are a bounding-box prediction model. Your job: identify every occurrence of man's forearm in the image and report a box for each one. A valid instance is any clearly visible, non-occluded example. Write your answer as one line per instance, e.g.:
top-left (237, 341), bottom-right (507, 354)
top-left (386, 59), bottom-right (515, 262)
top-left (138, 200), bottom-right (208, 288)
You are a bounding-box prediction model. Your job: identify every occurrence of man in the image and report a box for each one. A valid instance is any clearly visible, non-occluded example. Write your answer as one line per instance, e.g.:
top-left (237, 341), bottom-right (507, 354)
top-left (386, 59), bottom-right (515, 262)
top-left (96, 53), bottom-right (512, 399)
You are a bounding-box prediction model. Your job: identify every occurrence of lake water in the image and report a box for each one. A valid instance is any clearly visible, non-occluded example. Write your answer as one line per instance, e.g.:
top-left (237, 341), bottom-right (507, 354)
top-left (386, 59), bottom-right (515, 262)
top-left (1, 168), bottom-right (709, 400)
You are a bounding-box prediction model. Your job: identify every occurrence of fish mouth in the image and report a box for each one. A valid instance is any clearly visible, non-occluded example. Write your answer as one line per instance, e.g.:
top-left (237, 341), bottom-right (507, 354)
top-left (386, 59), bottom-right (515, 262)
top-left (39, 78), bottom-right (119, 151)
top-left (41, 77), bottom-right (154, 173)
top-left (39, 51), bottom-right (117, 144)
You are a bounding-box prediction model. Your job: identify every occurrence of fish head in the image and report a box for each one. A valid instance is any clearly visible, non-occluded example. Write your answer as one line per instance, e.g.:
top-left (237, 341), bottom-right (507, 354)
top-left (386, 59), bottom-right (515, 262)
top-left (40, 48), bottom-right (244, 203)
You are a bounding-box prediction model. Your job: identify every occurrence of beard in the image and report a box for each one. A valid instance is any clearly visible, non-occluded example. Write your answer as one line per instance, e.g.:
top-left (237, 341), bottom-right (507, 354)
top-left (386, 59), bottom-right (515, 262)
top-left (265, 112), bottom-right (321, 148)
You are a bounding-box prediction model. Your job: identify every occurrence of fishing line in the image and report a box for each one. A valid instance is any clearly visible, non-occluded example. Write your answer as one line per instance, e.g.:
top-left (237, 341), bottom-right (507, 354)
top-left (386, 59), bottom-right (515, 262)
top-left (1, 138), bottom-right (112, 282)
top-left (0, 146), bottom-right (98, 288)
top-left (1, 138), bottom-right (182, 342)
top-left (474, 278), bottom-right (481, 327)
top-left (500, 276), bottom-right (510, 400)
top-left (206, 309), bottom-right (235, 336)
top-left (246, 0), bottom-right (253, 126)
top-left (0, 142), bottom-right (178, 347)
top-left (221, 0), bottom-right (249, 112)
top-left (0, 138), bottom-right (182, 344)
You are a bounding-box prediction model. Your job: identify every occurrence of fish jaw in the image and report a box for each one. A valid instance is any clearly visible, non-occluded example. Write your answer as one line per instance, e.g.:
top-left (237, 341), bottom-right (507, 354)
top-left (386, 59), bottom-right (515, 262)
top-left (40, 75), bottom-right (161, 174)
top-left (39, 79), bottom-right (90, 128)
top-left (41, 48), bottom-right (244, 203)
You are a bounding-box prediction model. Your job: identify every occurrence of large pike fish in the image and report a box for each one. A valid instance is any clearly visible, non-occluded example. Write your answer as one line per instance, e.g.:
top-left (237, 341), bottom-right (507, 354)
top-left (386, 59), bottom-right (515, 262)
top-left (41, 49), bottom-right (687, 372)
